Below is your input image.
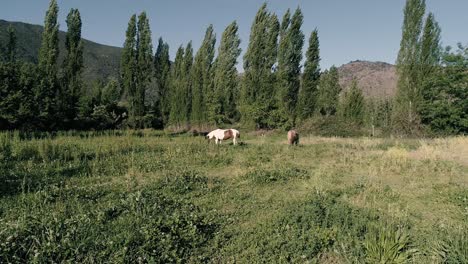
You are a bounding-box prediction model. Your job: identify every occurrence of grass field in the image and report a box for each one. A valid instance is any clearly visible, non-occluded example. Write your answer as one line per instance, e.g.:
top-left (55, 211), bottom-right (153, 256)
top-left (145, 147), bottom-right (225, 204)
top-left (1, 131), bottom-right (467, 263)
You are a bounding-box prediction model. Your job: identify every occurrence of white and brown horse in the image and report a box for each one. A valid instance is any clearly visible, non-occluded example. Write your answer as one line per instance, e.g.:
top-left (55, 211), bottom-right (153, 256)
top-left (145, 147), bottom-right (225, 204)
top-left (206, 129), bottom-right (240, 145)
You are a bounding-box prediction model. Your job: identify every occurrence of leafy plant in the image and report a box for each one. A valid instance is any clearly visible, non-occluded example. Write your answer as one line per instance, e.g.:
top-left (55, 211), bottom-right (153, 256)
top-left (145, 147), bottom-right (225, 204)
top-left (364, 224), bottom-right (416, 264)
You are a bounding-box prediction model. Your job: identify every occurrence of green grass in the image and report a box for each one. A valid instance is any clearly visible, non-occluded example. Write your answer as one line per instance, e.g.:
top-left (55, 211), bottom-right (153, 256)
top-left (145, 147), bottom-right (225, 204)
top-left (0, 131), bottom-right (467, 263)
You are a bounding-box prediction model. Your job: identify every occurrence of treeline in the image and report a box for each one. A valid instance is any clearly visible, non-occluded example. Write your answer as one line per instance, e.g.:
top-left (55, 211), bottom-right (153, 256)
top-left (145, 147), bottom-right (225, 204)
top-left (0, 0), bottom-right (466, 135)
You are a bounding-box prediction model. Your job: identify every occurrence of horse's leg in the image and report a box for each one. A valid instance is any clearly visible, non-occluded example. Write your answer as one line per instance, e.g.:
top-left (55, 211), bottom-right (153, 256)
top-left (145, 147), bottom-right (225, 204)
top-left (233, 137), bottom-right (237, 145)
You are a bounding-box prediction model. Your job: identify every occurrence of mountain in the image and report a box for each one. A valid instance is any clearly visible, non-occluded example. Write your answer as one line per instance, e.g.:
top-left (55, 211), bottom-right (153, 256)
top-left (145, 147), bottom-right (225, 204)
top-left (337, 60), bottom-right (397, 98)
top-left (0, 19), bottom-right (122, 83)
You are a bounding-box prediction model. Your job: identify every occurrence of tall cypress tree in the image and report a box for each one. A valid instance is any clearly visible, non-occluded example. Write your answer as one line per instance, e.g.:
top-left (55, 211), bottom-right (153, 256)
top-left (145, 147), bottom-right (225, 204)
top-left (61, 8), bottom-right (83, 125)
top-left (120, 15), bottom-right (137, 125)
top-left (154, 38), bottom-right (171, 126)
top-left (393, 0), bottom-right (426, 134)
top-left (135, 12), bottom-right (153, 128)
top-left (242, 3), bottom-right (279, 128)
top-left (317, 66), bottom-right (341, 116)
top-left (276, 7), bottom-right (304, 128)
top-left (37, 0), bottom-right (59, 127)
top-left (191, 25), bottom-right (216, 128)
top-left (213, 21), bottom-right (242, 124)
top-left (297, 29), bottom-right (321, 121)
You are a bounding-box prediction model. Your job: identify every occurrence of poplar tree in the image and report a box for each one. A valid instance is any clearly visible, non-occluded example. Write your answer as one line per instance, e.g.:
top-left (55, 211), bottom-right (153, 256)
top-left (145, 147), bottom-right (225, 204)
top-left (242, 3), bottom-right (279, 128)
top-left (169, 46), bottom-right (185, 128)
top-left (169, 43), bottom-right (192, 129)
top-left (297, 29), bottom-right (321, 121)
top-left (341, 79), bottom-right (365, 124)
top-left (213, 21), bottom-right (241, 123)
top-left (154, 38), bottom-right (171, 125)
top-left (276, 8), bottom-right (304, 128)
top-left (183, 42), bottom-right (193, 124)
top-left (120, 15), bottom-right (137, 125)
top-left (135, 12), bottom-right (153, 128)
top-left (61, 8), bottom-right (83, 124)
top-left (191, 25), bottom-right (216, 128)
top-left (37, 0), bottom-right (59, 127)
top-left (420, 13), bottom-right (441, 79)
top-left (120, 13), bottom-right (153, 128)
top-left (393, 0), bottom-right (426, 134)
top-left (317, 66), bottom-right (341, 116)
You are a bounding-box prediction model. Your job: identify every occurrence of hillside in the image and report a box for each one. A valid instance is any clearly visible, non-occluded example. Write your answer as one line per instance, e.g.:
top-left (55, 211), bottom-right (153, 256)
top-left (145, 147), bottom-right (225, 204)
top-left (338, 60), bottom-right (397, 98)
top-left (0, 19), bottom-right (121, 83)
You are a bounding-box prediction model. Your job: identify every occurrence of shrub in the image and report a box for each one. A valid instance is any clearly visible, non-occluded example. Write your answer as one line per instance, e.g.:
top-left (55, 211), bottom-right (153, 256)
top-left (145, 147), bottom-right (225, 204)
top-left (298, 116), bottom-right (366, 137)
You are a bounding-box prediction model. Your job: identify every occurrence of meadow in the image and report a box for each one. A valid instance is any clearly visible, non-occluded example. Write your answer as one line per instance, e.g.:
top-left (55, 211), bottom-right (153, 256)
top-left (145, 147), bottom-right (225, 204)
top-left (0, 130), bottom-right (467, 263)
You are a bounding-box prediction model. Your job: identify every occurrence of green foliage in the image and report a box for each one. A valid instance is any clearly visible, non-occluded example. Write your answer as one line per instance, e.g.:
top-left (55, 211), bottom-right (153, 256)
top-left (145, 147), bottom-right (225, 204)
top-left (153, 38), bottom-right (171, 126)
top-left (276, 8), bottom-right (304, 128)
top-left (3, 25), bottom-right (17, 62)
top-left (191, 25), bottom-right (216, 128)
top-left (297, 29), bottom-right (321, 121)
top-left (431, 229), bottom-right (468, 263)
top-left (213, 21), bottom-right (242, 125)
top-left (299, 115), bottom-right (366, 137)
top-left (243, 166), bottom-right (309, 184)
top-left (241, 3), bottom-right (280, 129)
top-left (393, 0), bottom-right (428, 135)
top-left (316, 66), bottom-right (341, 116)
top-left (0, 61), bottom-right (20, 128)
top-left (421, 44), bottom-right (468, 135)
top-left (120, 13), bottom-right (153, 128)
top-left (0, 187), bottom-right (218, 263)
top-left (364, 224), bottom-right (416, 263)
top-left (60, 8), bottom-right (83, 126)
top-left (340, 79), bottom-right (365, 124)
top-left (168, 43), bottom-right (193, 130)
top-left (36, 0), bottom-right (60, 128)
top-left (135, 12), bottom-right (153, 127)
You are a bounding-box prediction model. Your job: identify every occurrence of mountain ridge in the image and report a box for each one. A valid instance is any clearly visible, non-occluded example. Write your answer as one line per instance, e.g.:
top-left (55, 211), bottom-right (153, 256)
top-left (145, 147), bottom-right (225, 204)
top-left (0, 19), bottom-right (122, 83)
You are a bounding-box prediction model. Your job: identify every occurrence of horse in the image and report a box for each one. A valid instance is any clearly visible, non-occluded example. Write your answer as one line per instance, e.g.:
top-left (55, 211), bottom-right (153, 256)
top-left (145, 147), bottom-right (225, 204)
top-left (206, 129), bottom-right (240, 145)
top-left (287, 130), bottom-right (299, 145)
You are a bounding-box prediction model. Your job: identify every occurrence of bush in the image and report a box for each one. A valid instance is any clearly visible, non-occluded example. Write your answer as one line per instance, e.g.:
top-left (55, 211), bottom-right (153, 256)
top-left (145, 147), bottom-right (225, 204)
top-left (298, 116), bottom-right (366, 137)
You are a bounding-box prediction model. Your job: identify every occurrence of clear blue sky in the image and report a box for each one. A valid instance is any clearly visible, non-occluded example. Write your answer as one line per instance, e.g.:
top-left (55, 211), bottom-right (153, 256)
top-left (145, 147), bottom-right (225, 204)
top-left (1, 0), bottom-right (467, 70)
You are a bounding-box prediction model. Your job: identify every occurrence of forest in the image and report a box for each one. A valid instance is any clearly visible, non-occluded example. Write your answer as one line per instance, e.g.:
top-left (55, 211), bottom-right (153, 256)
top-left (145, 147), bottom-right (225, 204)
top-left (0, 0), bottom-right (465, 136)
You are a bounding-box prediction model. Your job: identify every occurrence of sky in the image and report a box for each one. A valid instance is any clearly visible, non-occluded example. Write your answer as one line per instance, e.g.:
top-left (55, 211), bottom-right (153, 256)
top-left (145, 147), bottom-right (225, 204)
top-left (1, 0), bottom-right (467, 70)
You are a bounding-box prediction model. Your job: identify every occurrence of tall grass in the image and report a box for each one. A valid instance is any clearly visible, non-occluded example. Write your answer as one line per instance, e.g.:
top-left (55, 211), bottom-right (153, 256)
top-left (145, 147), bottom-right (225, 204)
top-left (0, 131), bottom-right (466, 262)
